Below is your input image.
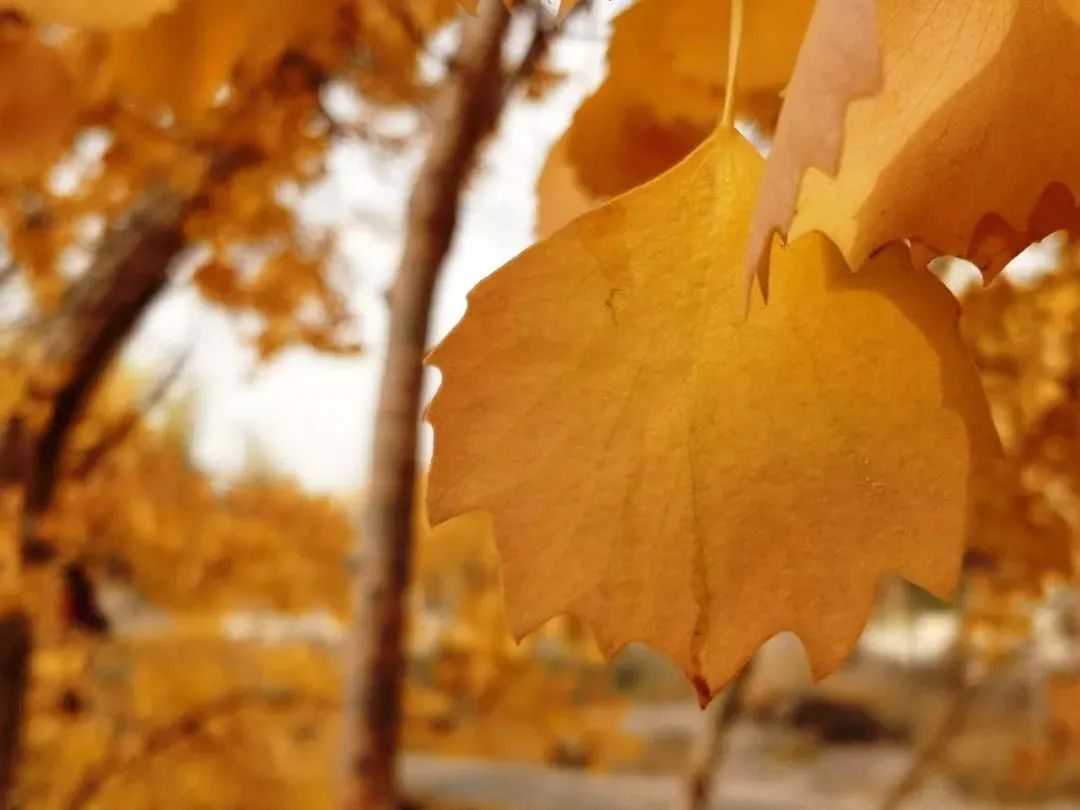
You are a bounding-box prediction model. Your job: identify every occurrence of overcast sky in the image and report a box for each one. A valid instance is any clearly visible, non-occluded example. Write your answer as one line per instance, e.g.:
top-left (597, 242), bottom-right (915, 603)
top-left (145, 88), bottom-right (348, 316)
top-left (124, 9), bottom-right (614, 495)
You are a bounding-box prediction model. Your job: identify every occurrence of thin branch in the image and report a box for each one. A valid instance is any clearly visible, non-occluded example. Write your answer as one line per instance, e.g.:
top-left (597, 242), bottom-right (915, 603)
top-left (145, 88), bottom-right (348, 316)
top-left (879, 653), bottom-right (1005, 810)
top-left (0, 260), bottom-right (17, 292)
top-left (503, 0), bottom-right (592, 99)
top-left (71, 349), bottom-right (189, 481)
top-left (681, 658), bottom-right (755, 810)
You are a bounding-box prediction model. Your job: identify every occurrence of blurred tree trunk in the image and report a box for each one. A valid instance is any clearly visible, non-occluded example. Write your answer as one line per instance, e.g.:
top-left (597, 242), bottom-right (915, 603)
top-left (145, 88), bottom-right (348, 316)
top-left (340, 2), bottom-right (514, 807)
top-left (0, 611), bottom-right (29, 808)
top-left (0, 186), bottom-right (186, 808)
top-left (682, 660), bottom-right (755, 810)
top-left (20, 186), bottom-right (185, 560)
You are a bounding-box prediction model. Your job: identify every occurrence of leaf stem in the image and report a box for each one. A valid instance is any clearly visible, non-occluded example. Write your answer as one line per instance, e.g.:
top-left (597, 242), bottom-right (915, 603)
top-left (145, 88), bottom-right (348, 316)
top-left (721, 0), bottom-right (745, 129)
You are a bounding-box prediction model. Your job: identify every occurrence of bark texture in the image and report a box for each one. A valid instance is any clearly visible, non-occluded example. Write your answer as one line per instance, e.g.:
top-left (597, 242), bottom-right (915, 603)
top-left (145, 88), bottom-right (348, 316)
top-left (340, 2), bottom-right (513, 807)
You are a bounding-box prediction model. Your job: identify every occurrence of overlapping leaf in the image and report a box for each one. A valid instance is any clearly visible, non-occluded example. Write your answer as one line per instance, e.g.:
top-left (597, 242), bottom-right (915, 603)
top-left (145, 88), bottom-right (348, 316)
top-left (539, 0), bottom-right (813, 237)
top-left (428, 128), bottom-right (999, 699)
top-left (745, 0), bottom-right (879, 288)
top-left (751, 0), bottom-right (1080, 285)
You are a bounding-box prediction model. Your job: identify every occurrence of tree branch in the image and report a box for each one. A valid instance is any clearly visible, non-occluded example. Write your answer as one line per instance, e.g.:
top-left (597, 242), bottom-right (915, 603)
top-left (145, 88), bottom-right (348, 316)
top-left (879, 655), bottom-right (996, 810)
top-left (681, 658), bottom-right (755, 810)
top-left (339, 2), bottom-right (514, 808)
top-left (72, 349), bottom-right (189, 481)
top-left (0, 613), bottom-right (29, 809)
top-left (21, 186), bottom-right (186, 561)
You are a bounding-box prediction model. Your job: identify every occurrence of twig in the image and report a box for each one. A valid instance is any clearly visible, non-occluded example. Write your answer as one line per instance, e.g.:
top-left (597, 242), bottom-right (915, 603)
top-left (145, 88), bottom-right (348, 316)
top-left (503, 0), bottom-right (592, 99)
top-left (72, 349), bottom-right (189, 481)
top-left (879, 656), bottom-right (993, 810)
top-left (681, 658), bottom-right (755, 810)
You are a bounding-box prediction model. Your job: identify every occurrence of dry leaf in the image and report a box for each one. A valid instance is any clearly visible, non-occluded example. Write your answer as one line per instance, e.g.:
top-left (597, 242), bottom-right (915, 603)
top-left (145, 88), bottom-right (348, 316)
top-left (760, 0), bottom-right (1080, 284)
top-left (428, 128), bottom-right (998, 700)
top-left (745, 0), bottom-right (880, 291)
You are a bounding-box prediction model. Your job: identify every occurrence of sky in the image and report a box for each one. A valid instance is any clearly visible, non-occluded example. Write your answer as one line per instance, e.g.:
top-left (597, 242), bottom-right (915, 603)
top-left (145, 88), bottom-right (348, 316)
top-left (124, 8), bottom-right (615, 494)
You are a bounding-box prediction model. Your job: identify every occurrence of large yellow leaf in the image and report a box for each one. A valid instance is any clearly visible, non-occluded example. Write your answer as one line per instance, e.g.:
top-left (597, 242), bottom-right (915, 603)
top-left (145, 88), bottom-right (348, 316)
top-left (756, 0), bottom-right (1080, 284)
top-left (745, 0), bottom-right (880, 289)
top-left (427, 128), bottom-right (999, 699)
top-left (10, 0), bottom-right (178, 28)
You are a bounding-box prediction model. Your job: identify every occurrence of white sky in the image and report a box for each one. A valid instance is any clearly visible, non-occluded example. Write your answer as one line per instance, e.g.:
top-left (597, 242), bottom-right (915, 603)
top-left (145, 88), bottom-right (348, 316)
top-left (124, 10), bottom-right (615, 495)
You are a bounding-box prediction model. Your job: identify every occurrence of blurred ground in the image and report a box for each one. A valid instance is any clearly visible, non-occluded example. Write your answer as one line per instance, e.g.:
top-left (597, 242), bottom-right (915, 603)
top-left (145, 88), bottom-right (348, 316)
top-left (403, 606), bottom-right (1079, 810)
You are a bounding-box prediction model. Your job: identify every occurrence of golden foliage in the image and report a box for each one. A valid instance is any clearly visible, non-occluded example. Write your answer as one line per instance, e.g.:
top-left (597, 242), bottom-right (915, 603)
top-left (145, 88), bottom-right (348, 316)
top-left (0, 354), bottom-right (353, 618)
top-left (427, 128), bottom-right (999, 700)
top-left (408, 505), bottom-right (634, 767)
top-left (961, 262), bottom-right (1080, 594)
top-left (20, 634), bottom-right (341, 809)
top-left (11, 468), bottom-right (630, 806)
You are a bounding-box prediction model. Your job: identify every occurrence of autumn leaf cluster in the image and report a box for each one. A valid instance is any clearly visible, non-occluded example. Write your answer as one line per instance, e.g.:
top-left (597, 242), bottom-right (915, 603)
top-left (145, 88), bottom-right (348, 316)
top-left (428, 0), bottom-right (1080, 700)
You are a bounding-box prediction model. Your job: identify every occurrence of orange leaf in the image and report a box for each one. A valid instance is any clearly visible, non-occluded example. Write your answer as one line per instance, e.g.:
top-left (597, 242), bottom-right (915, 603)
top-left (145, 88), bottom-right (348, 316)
top-left (428, 128), bottom-right (999, 700)
top-left (745, 0), bottom-right (880, 292)
top-left (754, 0), bottom-right (1080, 285)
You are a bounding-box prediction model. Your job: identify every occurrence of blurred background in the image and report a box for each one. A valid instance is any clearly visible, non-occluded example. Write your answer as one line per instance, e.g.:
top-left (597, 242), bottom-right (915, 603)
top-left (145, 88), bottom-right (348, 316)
top-left (0, 0), bottom-right (1077, 808)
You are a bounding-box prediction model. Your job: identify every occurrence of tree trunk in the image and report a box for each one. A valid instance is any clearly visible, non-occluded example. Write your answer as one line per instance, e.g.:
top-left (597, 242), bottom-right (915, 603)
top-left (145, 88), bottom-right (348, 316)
top-left (0, 613), bottom-right (29, 809)
top-left (682, 659), bottom-right (755, 810)
top-left (21, 186), bottom-right (185, 560)
top-left (340, 3), bottom-right (513, 808)
top-left (0, 187), bottom-right (186, 808)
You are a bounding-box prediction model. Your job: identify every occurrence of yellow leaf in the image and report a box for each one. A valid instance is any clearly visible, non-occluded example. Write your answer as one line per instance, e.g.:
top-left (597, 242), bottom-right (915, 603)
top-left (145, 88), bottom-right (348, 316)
top-left (755, 0), bottom-right (1080, 285)
top-left (0, 27), bottom-right (74, 179)
top-left (427, 128), bottom-right (999, 700)
top-left (106, 0), bottom-right (250, 122)
top-left (560, 0), bottom-right (813, 202)
top-left (746, 0), bottom-right (880, 289)
top-left (10, 0), bottom-right (179, 28)
top-left (535, 133), bottom-right (595, 238)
